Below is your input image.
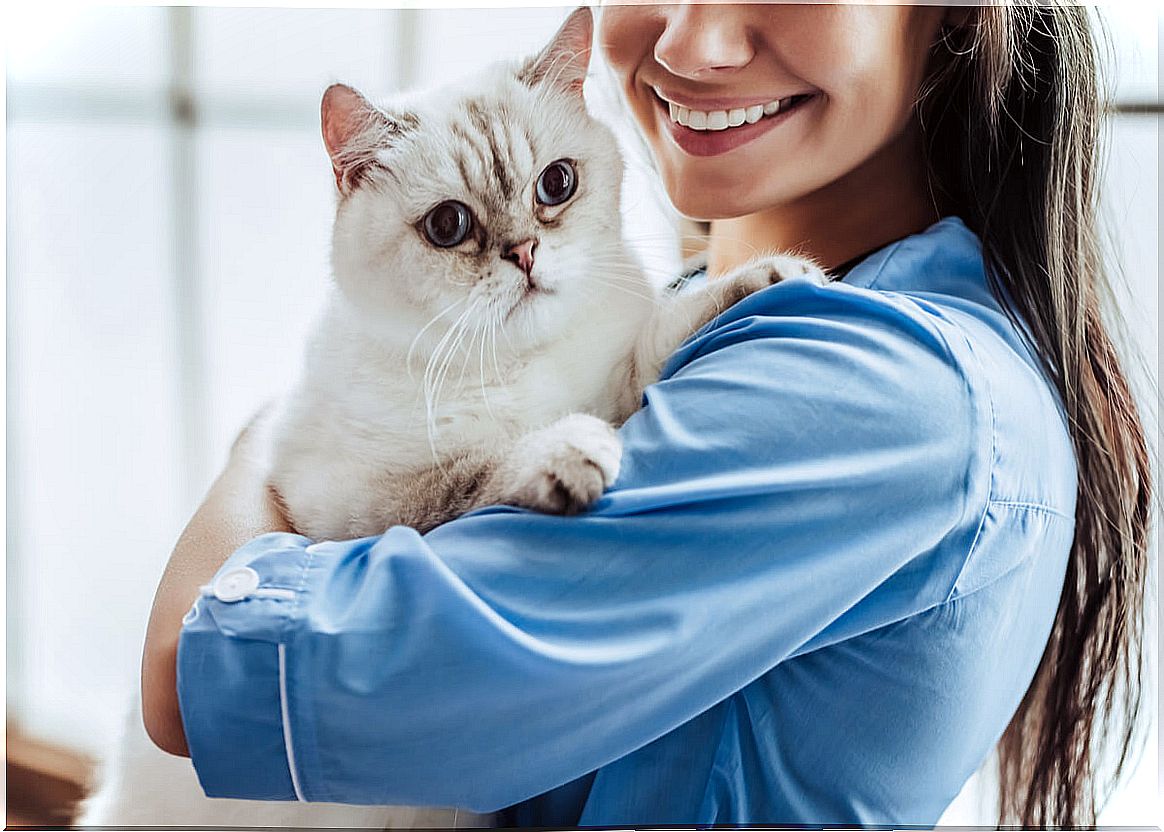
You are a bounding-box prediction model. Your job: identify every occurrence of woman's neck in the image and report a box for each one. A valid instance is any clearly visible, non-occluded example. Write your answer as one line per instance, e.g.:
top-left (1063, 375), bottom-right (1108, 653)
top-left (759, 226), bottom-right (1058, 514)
top-left (705, 126), bottom-right (942, 276)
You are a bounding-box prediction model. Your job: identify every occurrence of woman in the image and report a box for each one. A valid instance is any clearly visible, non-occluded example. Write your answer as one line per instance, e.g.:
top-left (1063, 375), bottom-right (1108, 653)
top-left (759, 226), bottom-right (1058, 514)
top-left (141, 3), bottom-right (1152, 826)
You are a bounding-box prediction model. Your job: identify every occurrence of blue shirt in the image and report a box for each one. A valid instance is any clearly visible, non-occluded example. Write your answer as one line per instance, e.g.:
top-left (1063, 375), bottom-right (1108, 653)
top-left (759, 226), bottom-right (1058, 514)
top-left (177, 215), bottom-right (1077, 825)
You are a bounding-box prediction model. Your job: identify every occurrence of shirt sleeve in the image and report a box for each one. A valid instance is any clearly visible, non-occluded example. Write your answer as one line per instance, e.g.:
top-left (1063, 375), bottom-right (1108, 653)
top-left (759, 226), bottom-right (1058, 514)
top-left (176, 279), bottom-right (990, 812)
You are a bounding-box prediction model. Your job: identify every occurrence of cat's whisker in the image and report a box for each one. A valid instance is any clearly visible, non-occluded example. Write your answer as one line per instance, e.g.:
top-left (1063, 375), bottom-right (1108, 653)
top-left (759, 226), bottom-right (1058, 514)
top-left (585, 268), bottom-right (660, 286)
top-left (408, 297), bottom-right (469, 382)
top-left (595, 274), bottom-right (664, 289)
top-left (433, 303), bottom-right (481, 406)
top-left (423, 310), bottom-right (467, 404)
top-left (453, 313), bottom-right (489, 387)
top-left (477, 318), bottom-right (498, 424)
top-left (583, 255), bottom-right (684, 280)
top-left (590, 282), bottom-right (659, 305)
top-left (494, 298), bottom-right (518, 352)
top-left (427, 316), bottom-right (469, 415)
top-left (617, 229), bottom-right (775, 264)
top-left (582, 271), bottom-right (661, 302)
top-left (423, 301), bottom-right (480, 459)
top-left (456, 319), bottom-right (485, 388)
top-left (489, 312), bottom-right (504, 383)
top-left (588, 269), bottom-right (658, 287)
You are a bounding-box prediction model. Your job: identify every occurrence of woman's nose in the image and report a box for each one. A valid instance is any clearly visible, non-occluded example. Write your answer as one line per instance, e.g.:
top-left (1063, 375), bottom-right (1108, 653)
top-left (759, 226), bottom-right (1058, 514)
top-left (653, 5), bottom-right (754, 80)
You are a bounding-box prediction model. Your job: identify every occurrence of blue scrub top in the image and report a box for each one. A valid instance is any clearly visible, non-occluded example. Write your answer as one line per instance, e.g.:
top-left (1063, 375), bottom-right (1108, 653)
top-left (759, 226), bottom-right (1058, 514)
top-left (177, 216), bottom-right (1077, 825)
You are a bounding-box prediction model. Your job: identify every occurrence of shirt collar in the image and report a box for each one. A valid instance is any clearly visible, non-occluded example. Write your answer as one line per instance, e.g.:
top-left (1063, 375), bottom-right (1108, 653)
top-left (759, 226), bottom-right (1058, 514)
top-left (667, 215), bottom-right (984, 296)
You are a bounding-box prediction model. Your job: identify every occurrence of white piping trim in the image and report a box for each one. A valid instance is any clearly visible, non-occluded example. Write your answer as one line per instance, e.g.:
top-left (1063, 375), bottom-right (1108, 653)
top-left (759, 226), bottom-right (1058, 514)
top-left (255, 588), bottom-right (298, 601)
top-left (199, 586), bottom-right (297, 601)
top-left (277, 644), bottom-right (307, 802)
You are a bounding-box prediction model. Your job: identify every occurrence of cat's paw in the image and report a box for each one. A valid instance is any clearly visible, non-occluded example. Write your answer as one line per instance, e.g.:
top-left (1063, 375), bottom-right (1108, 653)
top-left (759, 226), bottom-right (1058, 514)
top-left (504, 414), bottom-right (622, 514)
top-left (709, 253), bottom-right (827, 312)
top-left (728, 253), bottom-right (828, 292)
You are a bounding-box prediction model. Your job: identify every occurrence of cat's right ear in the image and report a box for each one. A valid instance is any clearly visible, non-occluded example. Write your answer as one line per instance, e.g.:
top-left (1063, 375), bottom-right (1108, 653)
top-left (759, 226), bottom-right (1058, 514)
top-left (321, 84), bottom-right (404, 195)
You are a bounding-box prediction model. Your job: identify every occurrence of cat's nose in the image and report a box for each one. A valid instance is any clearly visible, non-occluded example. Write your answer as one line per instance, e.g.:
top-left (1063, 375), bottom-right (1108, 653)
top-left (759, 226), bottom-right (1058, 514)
top-left (501, 238), bottom-right (538, 278)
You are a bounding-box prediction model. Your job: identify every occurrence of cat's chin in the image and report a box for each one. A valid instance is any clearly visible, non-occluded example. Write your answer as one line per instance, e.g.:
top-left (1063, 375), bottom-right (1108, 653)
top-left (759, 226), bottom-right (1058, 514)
top-left (499, 291), bottom-right (581, 352)
top-left (503, 284), bottom-right (554, 323)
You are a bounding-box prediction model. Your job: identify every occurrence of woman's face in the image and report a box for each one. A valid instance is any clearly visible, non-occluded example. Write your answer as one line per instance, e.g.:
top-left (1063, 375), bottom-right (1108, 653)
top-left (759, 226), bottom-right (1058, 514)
top-left (599, 3), bottom-right (947, 220)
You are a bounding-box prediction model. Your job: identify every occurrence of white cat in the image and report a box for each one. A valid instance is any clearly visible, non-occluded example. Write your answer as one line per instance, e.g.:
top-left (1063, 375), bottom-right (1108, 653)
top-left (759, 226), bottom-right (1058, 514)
top-left (80, 8), bottom-right (824, 829)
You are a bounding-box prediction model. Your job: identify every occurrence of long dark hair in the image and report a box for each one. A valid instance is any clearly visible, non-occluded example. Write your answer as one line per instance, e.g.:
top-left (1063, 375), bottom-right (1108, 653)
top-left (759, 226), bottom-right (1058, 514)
top-left (916, 3), bottom-right (1155, 825)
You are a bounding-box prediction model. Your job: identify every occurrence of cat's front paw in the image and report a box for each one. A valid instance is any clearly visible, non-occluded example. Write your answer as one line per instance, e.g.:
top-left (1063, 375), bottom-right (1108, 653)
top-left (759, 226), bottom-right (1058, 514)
top-left (726, 253), bottom-right (829, 294)
top-left (504, 414), bottom-right (621, 515)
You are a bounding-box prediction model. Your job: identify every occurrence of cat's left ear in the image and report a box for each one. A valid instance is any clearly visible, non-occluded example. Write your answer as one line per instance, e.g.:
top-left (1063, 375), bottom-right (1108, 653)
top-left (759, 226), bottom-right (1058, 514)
top-left (517, 6), bottom-right (593, 98)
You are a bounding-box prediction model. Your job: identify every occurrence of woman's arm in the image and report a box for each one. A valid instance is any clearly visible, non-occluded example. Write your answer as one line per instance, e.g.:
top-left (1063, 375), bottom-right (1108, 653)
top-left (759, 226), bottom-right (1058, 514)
top-left (142, 408), bottom-right (292, 756)
top-left (171, 280), bottom-right (993, 811)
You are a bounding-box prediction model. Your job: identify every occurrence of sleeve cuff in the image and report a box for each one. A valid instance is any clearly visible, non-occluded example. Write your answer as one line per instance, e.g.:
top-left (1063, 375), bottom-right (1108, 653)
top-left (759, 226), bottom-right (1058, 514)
top-left (176, 532), bottom-right (315, 801)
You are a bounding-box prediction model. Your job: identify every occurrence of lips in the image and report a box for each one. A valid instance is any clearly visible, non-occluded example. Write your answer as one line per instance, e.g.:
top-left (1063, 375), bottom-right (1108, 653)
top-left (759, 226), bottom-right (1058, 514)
top-left (649, 86), bottom-right (818, 158)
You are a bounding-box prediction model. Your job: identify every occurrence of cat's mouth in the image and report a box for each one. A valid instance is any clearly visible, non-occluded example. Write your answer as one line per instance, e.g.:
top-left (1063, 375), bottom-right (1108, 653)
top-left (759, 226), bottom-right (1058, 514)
top-left (504, 278), bottom-right (555, 322)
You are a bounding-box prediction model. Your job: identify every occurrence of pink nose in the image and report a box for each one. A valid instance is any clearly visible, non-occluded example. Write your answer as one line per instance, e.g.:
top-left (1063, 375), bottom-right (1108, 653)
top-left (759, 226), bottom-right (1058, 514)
top-left (502, 238), bottom-right (538, 277)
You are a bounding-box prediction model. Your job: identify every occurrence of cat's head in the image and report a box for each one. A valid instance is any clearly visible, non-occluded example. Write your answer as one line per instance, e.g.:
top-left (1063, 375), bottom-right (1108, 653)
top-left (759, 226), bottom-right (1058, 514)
top-left (322, 8), bottom-right (631, 355)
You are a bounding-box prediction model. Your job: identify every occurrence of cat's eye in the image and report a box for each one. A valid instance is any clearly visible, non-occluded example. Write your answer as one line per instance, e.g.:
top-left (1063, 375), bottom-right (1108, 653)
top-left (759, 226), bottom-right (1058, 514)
top-left (422, 201), bottom-right (473, 248)
top-left (536, 160), bottom-right (577, 207)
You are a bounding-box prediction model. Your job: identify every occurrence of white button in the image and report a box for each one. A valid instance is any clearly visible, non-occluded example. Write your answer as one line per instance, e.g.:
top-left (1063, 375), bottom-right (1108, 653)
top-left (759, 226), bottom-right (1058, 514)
top-left (213, 566), bottom-right (261, 602)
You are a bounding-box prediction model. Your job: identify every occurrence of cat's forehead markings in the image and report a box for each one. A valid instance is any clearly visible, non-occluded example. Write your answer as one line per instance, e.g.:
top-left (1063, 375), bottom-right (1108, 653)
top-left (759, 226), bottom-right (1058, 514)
top-left (448, 122), bottom-right (478, 195)
top-left (521, 121), bottom-right (539, 167)
top-left (462, 97), bottom-right (520, 203)
top-left (449, 125), bottom-right (496, 209)
top-left (456, 96), bottom-right (533, 205)
top-left (505, 109), bottom-right (538, 176)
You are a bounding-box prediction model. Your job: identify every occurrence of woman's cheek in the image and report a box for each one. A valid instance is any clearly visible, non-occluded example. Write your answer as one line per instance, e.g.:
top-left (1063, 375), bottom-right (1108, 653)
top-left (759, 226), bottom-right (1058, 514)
top-left (597, 7), bottom-right (654, 76)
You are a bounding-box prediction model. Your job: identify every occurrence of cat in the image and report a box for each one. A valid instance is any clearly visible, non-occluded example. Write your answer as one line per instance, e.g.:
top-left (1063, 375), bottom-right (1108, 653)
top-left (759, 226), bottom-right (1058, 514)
top-left (79, 7), bottom-right (825, 829)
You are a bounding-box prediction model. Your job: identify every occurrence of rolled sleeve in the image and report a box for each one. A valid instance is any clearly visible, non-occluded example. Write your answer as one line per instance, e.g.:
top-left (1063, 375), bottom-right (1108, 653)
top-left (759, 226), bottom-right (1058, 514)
top-left (176, 533), bottom-right (314, 801)
top-left (176, 278), bottom-right (991, 812)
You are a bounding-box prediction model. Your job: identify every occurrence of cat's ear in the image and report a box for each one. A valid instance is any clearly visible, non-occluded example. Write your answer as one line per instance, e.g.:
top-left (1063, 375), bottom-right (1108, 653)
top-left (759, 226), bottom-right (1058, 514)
top-left (517, 6), bottom-right (593, 98)
top-left (321, 83), bottom-right (408, 194)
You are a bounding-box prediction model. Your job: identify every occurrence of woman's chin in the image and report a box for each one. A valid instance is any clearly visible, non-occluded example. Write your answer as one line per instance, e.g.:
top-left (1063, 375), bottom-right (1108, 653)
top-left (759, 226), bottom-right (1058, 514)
top-left (661, 164), bottom-right (816, 221)
top-left (666, 188), bottom-right (768, 223)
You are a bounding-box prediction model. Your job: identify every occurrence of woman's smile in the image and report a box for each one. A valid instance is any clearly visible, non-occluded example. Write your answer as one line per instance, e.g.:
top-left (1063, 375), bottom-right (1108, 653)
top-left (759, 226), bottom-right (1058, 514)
top-left (649, 85), bottom-right (821, 157)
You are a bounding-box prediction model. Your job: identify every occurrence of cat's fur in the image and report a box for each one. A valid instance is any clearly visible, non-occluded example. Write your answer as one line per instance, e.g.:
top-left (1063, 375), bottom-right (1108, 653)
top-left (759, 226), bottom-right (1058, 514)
top-left (80, 8), bottom-right (824, 829)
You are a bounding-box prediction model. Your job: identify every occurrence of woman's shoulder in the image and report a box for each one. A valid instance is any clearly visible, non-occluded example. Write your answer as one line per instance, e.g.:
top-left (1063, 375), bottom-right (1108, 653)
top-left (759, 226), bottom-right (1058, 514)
top-left (668, 218), bottom-right (998, 373)
top-left (661, 215), bottom-right (1077, 539)
top-left (665, 270), bottom-right (993, 487)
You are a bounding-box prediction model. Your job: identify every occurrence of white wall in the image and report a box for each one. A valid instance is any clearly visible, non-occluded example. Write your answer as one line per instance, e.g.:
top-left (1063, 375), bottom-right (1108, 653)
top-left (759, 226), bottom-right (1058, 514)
top-left (5, 4), bottom-right (1158, 823)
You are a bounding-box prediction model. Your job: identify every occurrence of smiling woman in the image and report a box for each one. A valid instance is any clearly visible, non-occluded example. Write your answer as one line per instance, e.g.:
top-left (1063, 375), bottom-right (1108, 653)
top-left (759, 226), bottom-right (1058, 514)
top-left (7, 1), bottom-right (1156, 829)
top-left (598, 2), bottom-right (1156, 825)
top-left (129, 3), bottom-right (1154, 827)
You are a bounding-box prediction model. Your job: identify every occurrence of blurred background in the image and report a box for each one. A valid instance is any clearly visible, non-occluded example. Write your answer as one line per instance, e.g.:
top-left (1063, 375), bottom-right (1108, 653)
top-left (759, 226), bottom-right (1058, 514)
top-left (4, 2), bottom-right (1159, 826)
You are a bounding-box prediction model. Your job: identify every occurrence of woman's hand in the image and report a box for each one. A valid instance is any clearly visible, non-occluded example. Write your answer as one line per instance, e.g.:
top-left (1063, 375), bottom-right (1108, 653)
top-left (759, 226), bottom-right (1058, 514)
top-left (140, 406), bottom-right (293, 756)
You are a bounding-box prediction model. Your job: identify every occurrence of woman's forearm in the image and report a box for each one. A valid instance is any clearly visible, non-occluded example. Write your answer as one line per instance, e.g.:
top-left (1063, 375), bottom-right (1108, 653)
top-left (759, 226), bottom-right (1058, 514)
top-left (141, 411), bottom-right (292, 756)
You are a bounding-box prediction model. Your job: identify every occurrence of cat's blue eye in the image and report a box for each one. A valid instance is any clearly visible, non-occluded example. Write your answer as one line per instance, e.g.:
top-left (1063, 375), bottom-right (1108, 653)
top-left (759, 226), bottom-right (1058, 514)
top-left (536, 160), bottom-right (577, 206)
top-left (423, 201), bottom-right (473, 248)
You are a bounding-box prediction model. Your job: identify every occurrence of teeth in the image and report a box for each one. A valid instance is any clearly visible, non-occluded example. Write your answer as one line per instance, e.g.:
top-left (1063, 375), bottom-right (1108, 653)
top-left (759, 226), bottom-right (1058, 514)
top-left (657, 88), bottom-right (797, 131)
